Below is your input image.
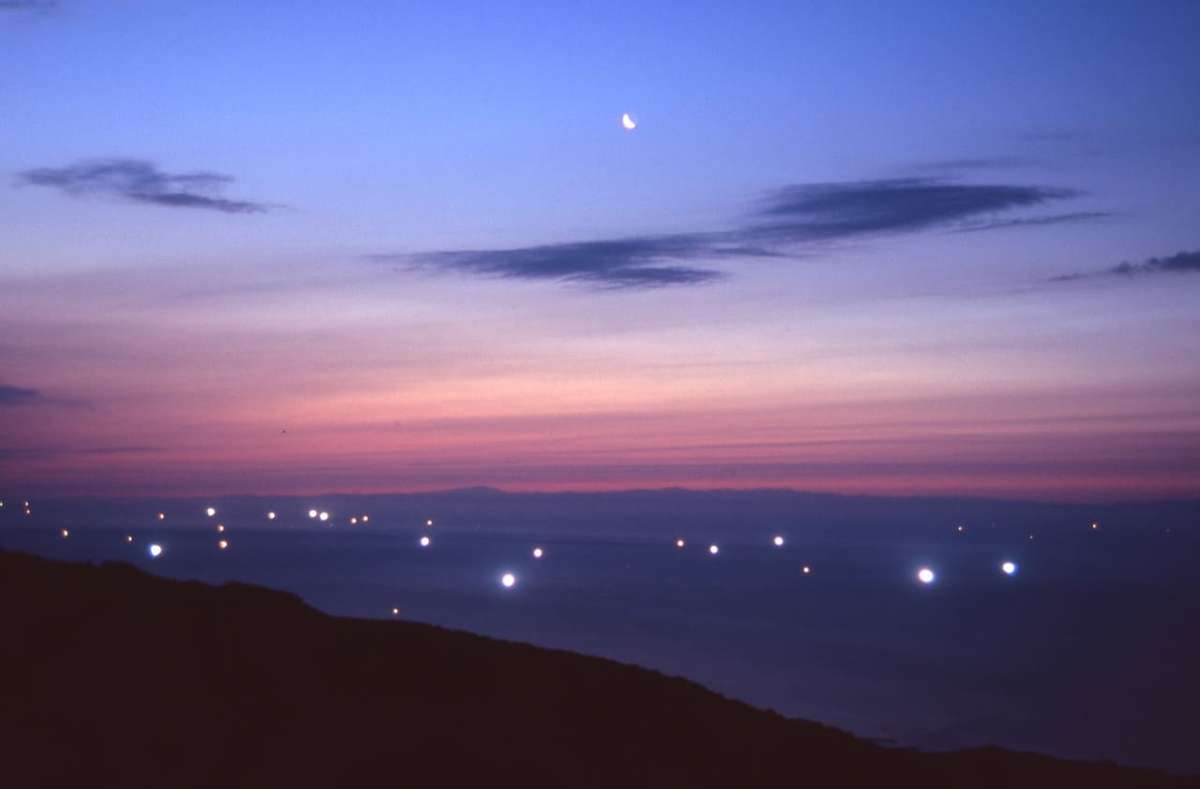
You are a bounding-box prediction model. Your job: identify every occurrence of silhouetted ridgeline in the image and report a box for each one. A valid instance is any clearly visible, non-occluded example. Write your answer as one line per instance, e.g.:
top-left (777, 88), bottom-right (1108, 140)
top-left (2, 551), bottom-right (1194, 788)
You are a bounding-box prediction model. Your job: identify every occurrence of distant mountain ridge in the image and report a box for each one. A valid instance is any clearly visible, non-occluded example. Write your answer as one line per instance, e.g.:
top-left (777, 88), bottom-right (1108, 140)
top-left (9, 487), bottom-right (1198, 539)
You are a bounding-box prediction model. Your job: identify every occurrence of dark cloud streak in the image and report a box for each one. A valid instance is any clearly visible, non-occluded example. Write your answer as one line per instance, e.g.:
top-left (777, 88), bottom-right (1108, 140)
top-left (0, 445), bottom-right (160, 461)
top-left (387, 177), bottom-right (1081, 289)
top-left (18, 159), bottom-right (269, 214)
top-left (913, 157), bottom-right (1031, 172)
top-left (393, 235), bottom-right (743, 289)
top-left (1050, 250), bottom-right (1200, 283)
top-left (0, 1), bottom-right (55, 9)
top-left (749, 179), bottom-right (1075, 241)
top-left (0, 384), bottom-right (41, 406)
top-left (955, 211), bottom-right (1111, 233)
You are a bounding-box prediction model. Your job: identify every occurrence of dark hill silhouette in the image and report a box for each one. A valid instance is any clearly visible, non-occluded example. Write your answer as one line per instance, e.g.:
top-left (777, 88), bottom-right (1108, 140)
top-left (2, 551), bottom-right (1194, 788)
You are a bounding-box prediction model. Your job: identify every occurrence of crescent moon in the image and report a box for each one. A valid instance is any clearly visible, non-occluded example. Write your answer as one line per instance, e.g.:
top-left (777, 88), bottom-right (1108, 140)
top-left (621, 112), bottom-right (637, 131)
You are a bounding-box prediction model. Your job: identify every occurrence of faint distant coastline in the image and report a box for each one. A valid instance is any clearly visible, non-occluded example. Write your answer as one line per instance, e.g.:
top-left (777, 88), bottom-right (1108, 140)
top-left (9, 487), bottom-right (1198, 540)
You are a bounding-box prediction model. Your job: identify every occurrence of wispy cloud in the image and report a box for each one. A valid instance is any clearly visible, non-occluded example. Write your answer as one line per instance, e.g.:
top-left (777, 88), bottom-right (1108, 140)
top-left (747, 179), bottom-right (1075, 241)
top-left (0, 445), bottom-right (160, 461)
top-left (389, 235), bottom-right (759, 289)
top-left (380, 177), bottom-right (1083, 289)
top-left (18, 158), bottom-right (269, 214)
top-left (1018, 130), bottom-right (1088, 144)
top-left (0, 1), bottom-right (55, 10)
top-left (1050, 250), bottom-right (1200, 283)
top-left (913, 157), bottom-right (1032, 172)
top-left (956, 211), bottom-right (1112, 233)
top-left (0, 384), bottom-right (41, 406)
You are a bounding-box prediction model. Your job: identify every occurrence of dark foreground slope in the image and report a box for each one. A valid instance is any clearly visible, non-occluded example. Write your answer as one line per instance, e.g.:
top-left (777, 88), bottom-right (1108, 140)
top-left (2, 551), bottom-right (1192, 788)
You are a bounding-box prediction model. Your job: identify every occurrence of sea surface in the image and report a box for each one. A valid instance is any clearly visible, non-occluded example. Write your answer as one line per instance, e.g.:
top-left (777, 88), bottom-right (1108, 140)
top-left (4, 495), bottom-right (1198, 774)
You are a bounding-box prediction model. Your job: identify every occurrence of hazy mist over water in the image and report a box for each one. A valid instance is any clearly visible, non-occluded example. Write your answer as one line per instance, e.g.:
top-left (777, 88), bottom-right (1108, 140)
top-left (4, 489), bottom-right (1198, 773)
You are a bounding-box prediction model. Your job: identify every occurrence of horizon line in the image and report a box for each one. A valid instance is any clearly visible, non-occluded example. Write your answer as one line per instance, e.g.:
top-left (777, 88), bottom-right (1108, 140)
top-left (8, 484), bottom-right (1198, 508)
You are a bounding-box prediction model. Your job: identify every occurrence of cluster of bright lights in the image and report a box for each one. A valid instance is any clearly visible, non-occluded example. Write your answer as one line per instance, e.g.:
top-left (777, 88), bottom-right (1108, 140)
top-left (12, 495), bottom-right (1062, 605)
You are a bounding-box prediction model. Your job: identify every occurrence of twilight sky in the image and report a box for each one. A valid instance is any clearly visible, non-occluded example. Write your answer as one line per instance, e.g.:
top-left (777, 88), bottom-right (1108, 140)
top-left (2, 0), bottom-right (1198, 500)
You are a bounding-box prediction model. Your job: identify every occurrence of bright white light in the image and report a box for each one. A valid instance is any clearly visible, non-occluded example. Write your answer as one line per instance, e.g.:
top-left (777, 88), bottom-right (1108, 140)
top-left (532, 547), bottom-right (544, 559)
top-left (917, 567), bottom-right (936, 584)
top-left (1001, 561), bottom-right (1017, 576)
top-left (157, 512), bottom-right (165, 521)
top-left (772, 535), bottom-right (784, 547)
top-left (675, 538), bottom-right (685, 548)
top-left (218, 539), bottom-right (229, 550)
top-left (205, 507), bottom-right (216, 517)
top-left (318, 511), bottom-right (329, 522)
top-left (267, 511), bottom-right (276, 520)
top-left (308, 509), bottom-right (318, 519)
top-left (216, 524), bottom-right (225, 533)
top-left (426, 518), bottom-right (433, 527)
top-left (362, 515), bottom-right (370, 523)
top-left (1091, 522), bottom-right (1099, 530)
top-left (350, 517), bottom-right (358, 525)
top-left (802, 565), bottom-right (811, 575)
top-left (621, 112), bottom-right (637, 130)
top-left (419, 535), bottom-right (431, 547)
top-left (501, 572), bottom-right (517, 588)
top-left (60, 529), bottom-right (69, 539)
top-left (148, 543), bottom-right (163, 558)
top-left (391, 607), bottom-right (399, 616)
top-left (125, 535), bottom-right (134, 544)
top-left (709, 544), bottom-right (720, 555)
